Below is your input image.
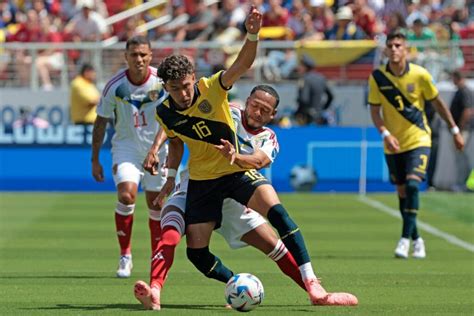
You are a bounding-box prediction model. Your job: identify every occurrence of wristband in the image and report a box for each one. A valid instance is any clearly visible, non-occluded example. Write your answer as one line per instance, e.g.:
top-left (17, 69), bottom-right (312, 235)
top-left (247, 33), bottom-right (259, 42)
top-left (450, 126), bottom-right (460, 135)
top-left (381, 129), bottom-right (391, 139)
top-left (167, 168), bottom-right (177, 178)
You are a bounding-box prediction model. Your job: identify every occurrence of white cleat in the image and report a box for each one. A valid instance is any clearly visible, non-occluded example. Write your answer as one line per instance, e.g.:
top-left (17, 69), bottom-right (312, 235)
top-left (117, 255), bottom-right (133, 278)
top-left (394, 238), bottom-right (410, 259)
top-left (412, 237), bottom-right (426, 259)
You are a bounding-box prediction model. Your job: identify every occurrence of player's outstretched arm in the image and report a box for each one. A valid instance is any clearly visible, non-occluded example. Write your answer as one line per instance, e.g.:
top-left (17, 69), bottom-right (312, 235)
top-left (91, 115), bottom-right (108, 182)
top-left (221, 5), bottom-right (262, 89)
top-left (143, 127), bottom-right (168, 175)
top-left (215, 139), bottom-right (271, 169)
top-left (431, 96), bottom-right (465, 151)
top-left (369, 105), bottom-right (400, 152)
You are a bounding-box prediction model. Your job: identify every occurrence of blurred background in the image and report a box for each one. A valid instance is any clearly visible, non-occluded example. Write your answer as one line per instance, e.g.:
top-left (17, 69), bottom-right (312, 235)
top-left (1, 0), bottom-right (473, 193)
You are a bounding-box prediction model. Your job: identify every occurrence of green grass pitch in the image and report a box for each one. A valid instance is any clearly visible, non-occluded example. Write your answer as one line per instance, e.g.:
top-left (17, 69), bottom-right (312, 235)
top-left (0, 192), bottom-right (473, 315)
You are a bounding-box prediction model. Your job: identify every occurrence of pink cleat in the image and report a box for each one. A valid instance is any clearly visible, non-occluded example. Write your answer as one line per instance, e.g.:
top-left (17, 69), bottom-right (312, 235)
top-left (304, 278), bottom-right (358, 306)
top-left (316, 292), bottom-right (358, 306)
top-left (134, 280), bottom-right (161, 310)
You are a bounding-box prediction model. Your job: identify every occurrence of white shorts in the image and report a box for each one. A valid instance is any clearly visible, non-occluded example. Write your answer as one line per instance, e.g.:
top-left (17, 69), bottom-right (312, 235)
top-left (112, 150), bottom-right (167, 192)
top-left (163, 192), bottom-right (267, 249)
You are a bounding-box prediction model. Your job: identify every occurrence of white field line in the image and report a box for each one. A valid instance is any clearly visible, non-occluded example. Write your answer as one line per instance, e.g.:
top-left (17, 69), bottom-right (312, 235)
top-left (358, 195), bottom-right (474, 253)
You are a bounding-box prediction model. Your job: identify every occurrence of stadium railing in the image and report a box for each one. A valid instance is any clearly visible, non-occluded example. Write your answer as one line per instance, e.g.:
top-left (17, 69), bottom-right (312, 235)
top-left (1, 39), bottom-right (472, 90)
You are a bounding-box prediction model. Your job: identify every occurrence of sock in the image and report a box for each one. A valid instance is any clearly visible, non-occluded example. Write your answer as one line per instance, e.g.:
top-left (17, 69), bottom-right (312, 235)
top-left (187, 247), bottom-right (234, 283)
top-left (149, 210), bottom-right (162, 252)
top-left (267, 240), bottom-right (305, 290)
top-left (150, 210), bottom-right (185, 289)
top-left (405, 179), bottom-right (420, 239)
top-left (299, 262), bottom-right (317, 281)
top-left (267, 204), bottom-right (310, 266)
top-left (411, 219), bottom-right (419, 240)
top-left (150, 226), bottom-right (182, 289)
top-left (115, 202), bottom-right (135, 256)
top-left (398, 196), bottom-right (406, 218)
top-left (399, 196), bottom-right (410, 238)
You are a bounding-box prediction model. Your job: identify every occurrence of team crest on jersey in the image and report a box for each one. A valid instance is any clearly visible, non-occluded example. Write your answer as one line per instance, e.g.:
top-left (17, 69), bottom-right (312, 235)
top-left (406, 83), bottom-right (415, 93)
top-left (198, 100), bottom-right (212, 114)
top-left (148, 90), bottom-right (160, 101)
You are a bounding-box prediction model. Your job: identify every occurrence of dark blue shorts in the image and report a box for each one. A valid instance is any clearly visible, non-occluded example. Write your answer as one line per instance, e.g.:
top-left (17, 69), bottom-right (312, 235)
top-left (385, 147), bottom-right (431, 185)
top-left (185, 170), bottom-right (270, 228)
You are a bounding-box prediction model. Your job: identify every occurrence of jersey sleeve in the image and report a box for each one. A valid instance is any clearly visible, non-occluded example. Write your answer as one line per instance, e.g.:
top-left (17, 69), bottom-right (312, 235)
top-left (420, 69), bottom-right (439, 101)
top-left (96, 83), bottom-right (116, 118)
top-left (258, 130), bottom-right (279, 163)
top-left (367, 74), bottom-right (381, 105)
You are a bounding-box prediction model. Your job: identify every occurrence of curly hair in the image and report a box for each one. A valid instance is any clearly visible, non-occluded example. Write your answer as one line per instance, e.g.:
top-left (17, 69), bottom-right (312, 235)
top-left (157, 55), bottom-right (195, 83)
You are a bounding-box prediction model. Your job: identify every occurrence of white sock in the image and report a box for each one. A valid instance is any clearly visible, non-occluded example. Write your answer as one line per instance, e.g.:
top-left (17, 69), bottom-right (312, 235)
top-left (299, 262), bottom-right (316, 280)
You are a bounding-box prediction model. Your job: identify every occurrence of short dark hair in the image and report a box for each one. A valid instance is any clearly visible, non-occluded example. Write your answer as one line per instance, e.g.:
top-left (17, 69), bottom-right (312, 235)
top-left (80, 63), bottom-right (94, 75)
top-left (157, 55), bottom-right (195, 83)
top-left (250, 85), bottom-right (280, 109)
top-left (386, 31), bottom-right (406, 44)
top-left (126, 35), bottom-right (151, 50)
top-left (452, 70), bottom-right (464, 80)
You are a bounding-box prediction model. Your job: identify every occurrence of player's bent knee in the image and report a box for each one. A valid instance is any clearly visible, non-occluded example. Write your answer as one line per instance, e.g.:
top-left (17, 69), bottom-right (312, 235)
top-left (406, 179), bottom-right (420, 195)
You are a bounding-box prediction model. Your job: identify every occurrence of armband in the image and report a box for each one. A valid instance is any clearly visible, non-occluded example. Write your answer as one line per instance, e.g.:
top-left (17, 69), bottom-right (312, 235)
top-left (450, 126), bottom-right (460, 135)
top-left (381, 130), bottom-right (391, 139)
top-left (247, 33), bottom-right (259, 42)
top-left (167, 168), bottom-right (177, 178)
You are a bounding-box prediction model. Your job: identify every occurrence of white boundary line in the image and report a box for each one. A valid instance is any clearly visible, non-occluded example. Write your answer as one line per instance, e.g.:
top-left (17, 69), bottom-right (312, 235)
top-left (358, 195), bottom-right (474, 253)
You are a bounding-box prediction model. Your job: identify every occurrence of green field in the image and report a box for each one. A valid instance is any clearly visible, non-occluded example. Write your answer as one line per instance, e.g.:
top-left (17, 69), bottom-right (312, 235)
top-left (1, 192), bottom-right (473, 315)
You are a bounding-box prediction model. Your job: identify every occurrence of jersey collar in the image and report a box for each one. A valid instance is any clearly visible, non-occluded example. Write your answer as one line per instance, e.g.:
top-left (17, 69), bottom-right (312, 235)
top-left (386, 62), bottom-right (410, 77)
top-left (168, 85), bottom-right (201, 111)
top-left (126, 68), bottom-right (151, 86)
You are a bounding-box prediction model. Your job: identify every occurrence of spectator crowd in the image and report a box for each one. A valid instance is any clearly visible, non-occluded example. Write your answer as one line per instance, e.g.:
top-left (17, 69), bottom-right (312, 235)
top-left (1, 0), bottom-right (473, 88)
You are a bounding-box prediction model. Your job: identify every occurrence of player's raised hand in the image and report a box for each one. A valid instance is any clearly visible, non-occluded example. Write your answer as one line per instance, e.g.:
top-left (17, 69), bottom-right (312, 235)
top-left (384, 135), bottom-right (400, 152)
top-left (214, 139), bottom-right (236, 165)
top-left (453, 133), bottom-right (465, 151)
top-left (245, 5), bottom-right (262, 35)
top-left (143, 151), bottom-right (159, 175)
top-left (153, 178), bottom-right (175, 207)
top-left (92, 161), bottom-right (104, 182)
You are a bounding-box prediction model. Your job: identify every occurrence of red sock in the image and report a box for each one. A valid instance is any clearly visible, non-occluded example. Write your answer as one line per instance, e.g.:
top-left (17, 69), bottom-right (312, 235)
top-left (275, 252), bottom-right (306, 291)
top-left (149, 218), bottom-right (162, 252)
top-left (150, 226), bottom-right (182, 289)
top-left (115, 213), bottom-right (133, 256)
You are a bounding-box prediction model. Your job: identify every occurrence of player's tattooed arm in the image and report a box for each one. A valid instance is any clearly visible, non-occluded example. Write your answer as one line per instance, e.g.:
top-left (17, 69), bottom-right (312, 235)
top-left (431, 96), bottom-right (465, 151)
top-left (91, 116), bottom-right (108, 182)
top-left (143, 128), bottom-right (168, 175)
top-left (215, 139), bottom-right (271, 169)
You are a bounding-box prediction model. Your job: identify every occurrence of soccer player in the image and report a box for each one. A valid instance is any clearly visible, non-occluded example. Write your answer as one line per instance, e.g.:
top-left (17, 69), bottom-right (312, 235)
top-left (144, 5), bottom-right (357, 308)
top-left (91, 36), bottom-right (168, 278)
top-left (134, 86), bottom-right (314, 310)
top-left (368, 31), bottom-right (464, 259)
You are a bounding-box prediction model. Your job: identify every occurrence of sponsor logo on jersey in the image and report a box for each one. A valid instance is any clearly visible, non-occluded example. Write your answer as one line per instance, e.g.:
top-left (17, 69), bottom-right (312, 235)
top-left (148, 90), bottom-right (160, 101)
top-left (198, 100), bottom-right (212, 114)
top-left (174, 119), bottom-right (188, 126)
top-left (406, 83), bottom-right (415, 93)
top-left (379, 86), bottom-right (394, 90)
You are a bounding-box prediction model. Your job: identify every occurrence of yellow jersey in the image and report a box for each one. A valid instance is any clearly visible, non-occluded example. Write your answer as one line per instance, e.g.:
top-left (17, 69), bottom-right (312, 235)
top-left (156, 71), bottom-right (245, 180)
top-left (70, 75), bottom-right (100, 124)
top-left (368, 62), bottom-right (438, 153)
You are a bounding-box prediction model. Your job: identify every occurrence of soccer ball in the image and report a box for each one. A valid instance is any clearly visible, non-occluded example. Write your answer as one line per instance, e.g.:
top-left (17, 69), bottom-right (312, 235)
top-left (225, 273), bottom-right (264, 312)
top-left (290, 165), bottom-right (317, 192)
